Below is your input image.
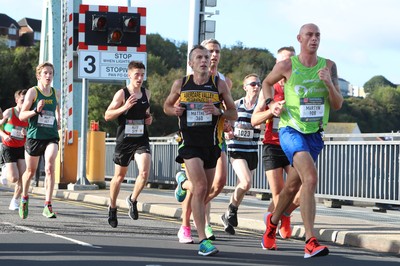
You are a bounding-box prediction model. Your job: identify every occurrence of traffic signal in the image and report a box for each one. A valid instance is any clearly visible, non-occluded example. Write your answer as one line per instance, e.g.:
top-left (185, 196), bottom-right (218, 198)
top-left (92, 14), bottom-right (107, 31)
top-left (108, 28), bottom-right (123, 44)
top-left (84, 11), bottom-right (141, 47)
top-left (123, 15), bottom-right (139, 32)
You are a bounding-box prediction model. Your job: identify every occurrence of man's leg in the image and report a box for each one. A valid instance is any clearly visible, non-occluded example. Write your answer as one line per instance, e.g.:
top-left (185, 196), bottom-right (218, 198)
top-left (109, 164), bottom-right (128, 208)
top-left (221, 158), bottom-right (252, 234)
top-left (19, 151), bottom-right (40, 219)
top-left (184, 158), bottom-right (211, 242)
top-left (15, 159), bottom-right (26, 200)
top-left (262, 166), bottom-right (300, 249)
top-left (230, 158), bottom-right (252, 207)
top-left (206, 151), bottom-right (227, 203)
top-left (43, 143), bottom-right (58, 203)
top-left (270, 166), bottom-right (301, 225)
top-left (291, 151), bottom-right (318, 240)
top-left (125, 152), bottom-right (151, 220)
top-left (130, 152), bottom-right (151, 201)
top-left (204, 152), bottom-right (227, 239)
top-left (265, 168), bottom-right (285, 213)
top-left (108, 164), bottom-right (128, 227)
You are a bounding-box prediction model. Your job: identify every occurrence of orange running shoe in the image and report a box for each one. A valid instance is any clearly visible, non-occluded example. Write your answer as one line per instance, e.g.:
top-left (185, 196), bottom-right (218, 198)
top-left (261, 212), bottom-right (277, 250)
top-left (279, 214), bottom-right (292, 239)
top-left (304, 237), bottom-right (329, 258)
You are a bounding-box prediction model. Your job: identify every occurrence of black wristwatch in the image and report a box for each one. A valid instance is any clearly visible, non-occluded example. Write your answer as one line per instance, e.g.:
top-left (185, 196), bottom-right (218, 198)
top-left (265, 98), bottom-right (273, 107)
top-left (34, 108), bottom-right (41, 115)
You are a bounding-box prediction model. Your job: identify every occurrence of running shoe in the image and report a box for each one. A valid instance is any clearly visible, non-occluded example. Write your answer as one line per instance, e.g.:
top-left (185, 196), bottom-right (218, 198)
top-left (8, 198), bottom-right (19, 211)
top-left (261, 212), bottom-right (277, 250)
top-left (198, 239), bottom-right (219, 256)
top-left (205, 224), bottom-right (216, 240)
top-left (304, 237), bottom-right (329, 258)
top-left (108, 206), bottom-right (118, 228)
top-left (174, 171), bottom-right (187, 202)
top-left (126, 194), bottom-right (139, 220)
top-left (19, 198), bottom-right (29, 219)
top-left (227, 204), bottom-right (238, 227)
top-left (42, 205), bottom-right (57, 218)
top-left (220, 213), bottom-right (235, 235)
top-left (177, 225), bottom-right (194, 244)
top-left (279, 214), bottom-right (292, 239)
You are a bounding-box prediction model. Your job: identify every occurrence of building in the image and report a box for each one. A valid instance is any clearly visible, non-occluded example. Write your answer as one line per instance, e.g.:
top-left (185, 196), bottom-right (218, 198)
top-left (0, 13), bottom-right (20, 48)
top-left (338, 77), bottom-right (352, 97)
top-left (324, 122), bottom-right (363, 141)
top-left (18, 18), bottom-right (42, 46)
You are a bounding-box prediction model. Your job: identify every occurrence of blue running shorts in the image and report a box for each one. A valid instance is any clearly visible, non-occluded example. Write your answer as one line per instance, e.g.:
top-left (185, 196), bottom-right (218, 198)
top-left (279, 126), bottom-right (324, 165)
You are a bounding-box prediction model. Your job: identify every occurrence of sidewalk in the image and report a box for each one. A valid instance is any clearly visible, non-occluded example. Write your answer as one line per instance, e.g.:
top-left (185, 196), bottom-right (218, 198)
top-left (12, 183), bottom-right (400, 256)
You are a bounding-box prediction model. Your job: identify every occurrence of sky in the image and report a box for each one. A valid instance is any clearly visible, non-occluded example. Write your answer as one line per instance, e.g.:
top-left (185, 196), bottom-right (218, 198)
top-left (1, 0), bottom-right (399, 87)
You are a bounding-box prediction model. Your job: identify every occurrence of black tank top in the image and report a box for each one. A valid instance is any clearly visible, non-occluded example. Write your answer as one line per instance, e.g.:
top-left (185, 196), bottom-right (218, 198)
top-left (179, 75), bottom-right (222, 147)
top-left (116, 87), bottom-right (150, 143)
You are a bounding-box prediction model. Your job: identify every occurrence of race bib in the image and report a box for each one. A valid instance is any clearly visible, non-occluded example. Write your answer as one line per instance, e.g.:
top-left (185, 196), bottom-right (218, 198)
top-left (272, 117), bottom-right (280, 133)
top-left (125, 119), bottom-right (144, 137)
top-left (233, 121), bottom-right (255, 141)
top-left (234, 127), bottom-right (254, 140)
top-left (186, 103), bottom-right (212, 127)
top-left (37, 110), bottom-right (55, 128)
top-left (299, 97), bottom-right (324, 122)
top-left (10, 126), bottom-right (24, 140)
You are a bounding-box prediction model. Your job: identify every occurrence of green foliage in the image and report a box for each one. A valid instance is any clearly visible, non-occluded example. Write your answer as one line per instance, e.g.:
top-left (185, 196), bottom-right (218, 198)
top-left (146, 34), bottom-right (186, 69)
top-left (147, 68), bottom-right (185, 136)
top-left (2, 35), bottom-right (399, 136)
top-left (0, 43), bottom-right (39, 108)
top-left (88, 83), bottom-right (121, 136)
top-left (330, 86), bottom-right (400, 132)
top-left (363, 75), bottom-right (396, 93)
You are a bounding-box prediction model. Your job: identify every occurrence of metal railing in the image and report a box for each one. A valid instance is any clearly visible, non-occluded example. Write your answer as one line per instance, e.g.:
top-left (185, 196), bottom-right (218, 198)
top-left (104, 133), bottom-right (400, 205)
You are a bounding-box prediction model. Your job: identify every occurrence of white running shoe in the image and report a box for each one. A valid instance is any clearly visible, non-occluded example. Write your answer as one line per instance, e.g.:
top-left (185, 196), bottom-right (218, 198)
top-left (9, 198), bottom-right (19, 211)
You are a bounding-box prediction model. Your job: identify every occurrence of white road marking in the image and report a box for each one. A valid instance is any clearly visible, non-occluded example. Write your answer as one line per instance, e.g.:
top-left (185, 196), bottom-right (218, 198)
top-left (3, 222), bottom-right (102, 249)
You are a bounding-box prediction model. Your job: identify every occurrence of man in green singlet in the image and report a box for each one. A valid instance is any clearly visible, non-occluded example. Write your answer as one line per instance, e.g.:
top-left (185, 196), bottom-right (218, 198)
top-left (260, 23), bottom-right (343, 258)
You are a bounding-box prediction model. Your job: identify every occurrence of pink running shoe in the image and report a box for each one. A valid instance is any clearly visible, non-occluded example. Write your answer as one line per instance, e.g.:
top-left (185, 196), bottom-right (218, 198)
top-left (177, 225), bottom-right (194, 244)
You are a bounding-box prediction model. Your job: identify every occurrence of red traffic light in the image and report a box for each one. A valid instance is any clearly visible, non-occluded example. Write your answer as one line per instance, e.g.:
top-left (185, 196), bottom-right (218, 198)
top-left (92, 15), bottom-right (107, 31)
top-left (108, 28), bottom-right (123, 44)
top-left (123, 16), bottom-right (138, 32)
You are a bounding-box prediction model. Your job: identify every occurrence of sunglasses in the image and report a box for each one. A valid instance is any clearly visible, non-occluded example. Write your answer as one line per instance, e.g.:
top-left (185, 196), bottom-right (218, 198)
top-left (246, 81), bottom-right (262, 87)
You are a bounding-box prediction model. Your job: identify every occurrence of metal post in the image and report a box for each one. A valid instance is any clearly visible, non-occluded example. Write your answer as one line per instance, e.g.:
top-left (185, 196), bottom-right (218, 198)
top-left (186, 0), bottom-right (201, 75)
top-left (77, 78), bottom-right (90, 185)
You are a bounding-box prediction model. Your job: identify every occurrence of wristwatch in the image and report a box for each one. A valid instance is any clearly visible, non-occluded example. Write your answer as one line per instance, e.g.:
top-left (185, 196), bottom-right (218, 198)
top-left (34, 108), bottom-right (41, 115)
top-left (265, 98), bottom-right (273, 107)
top-left (219, 109), bottom-right (225, 116)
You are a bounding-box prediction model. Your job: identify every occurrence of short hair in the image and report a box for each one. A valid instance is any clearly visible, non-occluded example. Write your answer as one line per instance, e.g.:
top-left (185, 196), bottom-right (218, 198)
top-left (36, 62), bottom-right (54, 77)
top-left (243, 73), bottom-right (260, 83)
top-left (200, 38), bottom-right (221, 48)
top-left (14, 89), bottom-right (27, 99)
top-left (277, 46), bottom-right (295, 54)
top-left (188, 45), bottom-right (208, 61)
top-left (128, 61), bottom-right (145, 70)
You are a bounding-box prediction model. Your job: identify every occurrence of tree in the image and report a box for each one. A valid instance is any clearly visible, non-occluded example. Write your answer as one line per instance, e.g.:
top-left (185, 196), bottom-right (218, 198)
top-left (364, 75), bottom-right (396, 93)
top-left (88, 83), bottom-right (121, 137)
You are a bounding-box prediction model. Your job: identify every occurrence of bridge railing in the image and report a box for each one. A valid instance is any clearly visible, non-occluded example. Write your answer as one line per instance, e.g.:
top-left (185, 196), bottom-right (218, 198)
top-left (104, 133), bottom-right (400, 205)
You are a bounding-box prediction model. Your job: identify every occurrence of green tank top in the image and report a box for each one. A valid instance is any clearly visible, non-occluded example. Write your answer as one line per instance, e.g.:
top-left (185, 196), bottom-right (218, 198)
top-left (27, 86), bottom-right (59, 140)
top-left (279, 56), bottom-right (330, 134)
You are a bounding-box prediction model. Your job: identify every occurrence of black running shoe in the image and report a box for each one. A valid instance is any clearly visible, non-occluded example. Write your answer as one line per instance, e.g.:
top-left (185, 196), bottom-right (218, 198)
top-left (227, 206), bottom-right (238, 227)
top-left (220, 213), bottom-right (235, 235)
top-left (126, 195), bottom-right (139, 220)
top-left (108, 207), bottom-right (118, 228)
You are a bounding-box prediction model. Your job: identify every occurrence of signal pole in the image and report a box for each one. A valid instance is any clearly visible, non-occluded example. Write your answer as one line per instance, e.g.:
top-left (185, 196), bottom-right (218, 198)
top-left (186, 0), bottom-right (219, 75)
